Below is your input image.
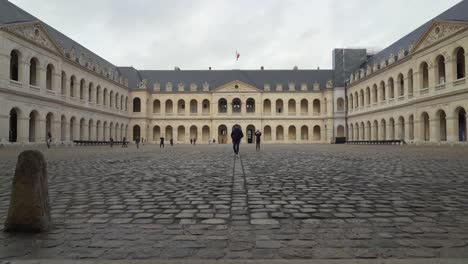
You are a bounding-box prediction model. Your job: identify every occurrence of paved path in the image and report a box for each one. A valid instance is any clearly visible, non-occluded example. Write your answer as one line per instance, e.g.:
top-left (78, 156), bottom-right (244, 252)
top-left (0, 144), bottom-right (468, 260)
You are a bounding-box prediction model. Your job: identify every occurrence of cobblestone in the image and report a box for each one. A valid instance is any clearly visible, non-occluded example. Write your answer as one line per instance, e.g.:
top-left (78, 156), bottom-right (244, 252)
top-left (0, 144), bottom-right (467, 260)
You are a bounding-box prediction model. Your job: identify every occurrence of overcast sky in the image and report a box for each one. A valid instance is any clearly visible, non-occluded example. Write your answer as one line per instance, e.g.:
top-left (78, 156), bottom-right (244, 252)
top-left (10, 0), bottom-right (462, 70)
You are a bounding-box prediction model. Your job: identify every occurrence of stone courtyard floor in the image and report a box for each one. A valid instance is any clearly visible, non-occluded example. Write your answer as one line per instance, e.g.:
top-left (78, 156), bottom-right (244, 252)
top-left (0, 144), bottom-right (468, 262)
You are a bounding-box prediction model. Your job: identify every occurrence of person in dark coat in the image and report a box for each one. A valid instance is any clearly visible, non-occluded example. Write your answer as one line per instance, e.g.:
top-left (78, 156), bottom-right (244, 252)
top-left (160, 137), bottom-right (165, 148)
top-left (170, 138), bottom-right (174, 146)
top-left (135, 136), bottom-right (140, 149)
top-left (122, 137), bottom-right (128, 148)
top-left (231, 124), bottom-right (244, 157)
top-left (46, 132), bottom-right (52, 149)
top-left (255, 130), bottom-right (262, 151)
top-left (110, 137), bottom-right (114, 148)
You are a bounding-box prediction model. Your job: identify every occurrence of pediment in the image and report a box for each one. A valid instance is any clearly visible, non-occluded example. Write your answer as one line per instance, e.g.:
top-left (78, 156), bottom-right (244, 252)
top-left (1, 21), bottom-right (64, 55)
top-left (212, 80), bottom-right (261, 93)
top-left (414, 20), bottom-right (468, 52)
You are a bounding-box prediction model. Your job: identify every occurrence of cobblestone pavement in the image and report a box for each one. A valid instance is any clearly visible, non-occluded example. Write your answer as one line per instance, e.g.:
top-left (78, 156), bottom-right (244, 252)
top-left (0, 144), bottom-right (468, 260)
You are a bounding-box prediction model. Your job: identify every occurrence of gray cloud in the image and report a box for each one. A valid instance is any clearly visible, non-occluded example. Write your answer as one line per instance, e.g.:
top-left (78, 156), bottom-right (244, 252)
top-left (10, 0), bottom-right (461, 70)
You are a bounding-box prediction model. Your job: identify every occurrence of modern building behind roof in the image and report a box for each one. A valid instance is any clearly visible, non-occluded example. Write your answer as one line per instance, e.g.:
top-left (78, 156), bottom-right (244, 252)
top-left (0, 0), bottom-right (467, 145)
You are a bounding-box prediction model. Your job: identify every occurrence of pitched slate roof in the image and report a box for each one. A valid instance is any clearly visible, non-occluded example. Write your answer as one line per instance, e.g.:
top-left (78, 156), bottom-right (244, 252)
top-left (0, 0), bottom-right (122, 81)
top-left (363, 0), bottom-right (468, 70)
top-left (117, 68), bottom-right (334, 92)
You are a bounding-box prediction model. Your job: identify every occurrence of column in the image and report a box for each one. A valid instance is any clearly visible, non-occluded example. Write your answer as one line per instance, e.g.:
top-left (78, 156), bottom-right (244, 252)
top-left (81, 123), bottom-right (88, 140)
top-left (428, 63), bottom-right (436, 90)
top-left (89, 123), bottom-right (96, 141)
top-left (429, 118), bottom-right (439, 142)
top-left (36, 118), bottom-right (46, 142)
top-left (404, 120), bottom-right (411, 142)
top-left (413, 119), bottom-right (421, 142)
top-left (386, 123), bottom-right (392, 140)
top-left (198, 101), bottom-right (203, 116)
top-left (20, 60), bottom-right (30, 87)
top-left (445, 58), bottom-right (454, 84)
top-left (0, 52), bottom-right (9, 82)
top-left (446, 116), bottom-right (457, 142)
top-left (73, 122), bottom-right (79, 141)
top-left (53, 72), bottom-right (61, 93)
top-left (413, 71), bottom-right (421, 94)
top-left (38, 66), bottom-right (46, 90)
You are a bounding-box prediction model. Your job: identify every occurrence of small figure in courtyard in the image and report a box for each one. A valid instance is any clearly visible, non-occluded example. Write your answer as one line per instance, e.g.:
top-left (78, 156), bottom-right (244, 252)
top-left (194, 138), bottom-right (197, 145)
top-left (170, 138), bottom-right (174, 146)
top-left (122, 137), bottom-right (128, 148)
top-left (213, 139), bottom-right (216, 144)
top-left (231, 124), bottom-right (244, 157)
top-left (160, 137), bottom-right (165, 148)
top-left (135, 136), bottom-right (140, 149)
top-left (142, 138), bottom-right (145, 146)
top-left (46, 132), bottom-right (52, 149)
top-left (255, 130), bottom-right (262, 151)
top-left (190, 138), bottom-right (193, 145)
top-left (110, 137), bottom-right (114, 148)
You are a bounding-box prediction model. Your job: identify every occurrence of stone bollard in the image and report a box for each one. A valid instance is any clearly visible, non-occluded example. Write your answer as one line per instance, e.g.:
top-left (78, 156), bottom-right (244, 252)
top-left (4, 150), bottom-right (51, 233)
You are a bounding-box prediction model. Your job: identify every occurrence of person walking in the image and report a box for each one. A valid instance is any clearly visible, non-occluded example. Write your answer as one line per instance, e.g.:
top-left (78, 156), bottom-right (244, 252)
top-left (160, 136), bottom-right (165, 148)
top-left (46, 132), bottom-right (52, 149)
top-left (110, 137), bottom-right (114, 148)
top-left (170, 138), bottom-right (173, 146)
top-left (231, 124), bottom-right (244, 157)
top-left (255, 130), bottom-right (262, 151)
top-left (135, 136), bottom-right (140, 149)
top-left (122, 137), bottom-right (128, 148)
top-left (190, 138), bottom-right (193, 145)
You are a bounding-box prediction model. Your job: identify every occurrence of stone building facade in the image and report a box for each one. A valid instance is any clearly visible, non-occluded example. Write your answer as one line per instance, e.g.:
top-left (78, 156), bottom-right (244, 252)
top-left (0, 0), bottom-right (467, 145)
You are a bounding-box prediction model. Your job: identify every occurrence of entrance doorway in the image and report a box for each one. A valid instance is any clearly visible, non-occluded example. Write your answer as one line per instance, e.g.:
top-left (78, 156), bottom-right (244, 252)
top-left (218, 125), bottom-right (227, 144)
top-left (247, 125), bottom-right (255, 144)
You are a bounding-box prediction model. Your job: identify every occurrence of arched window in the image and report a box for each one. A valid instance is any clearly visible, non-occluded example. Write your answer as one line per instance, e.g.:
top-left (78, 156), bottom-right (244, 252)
top-left (300, 99), bottom-right (308, 113)
top-left (165, 99), bottom-right (173, 113)
top-left (354, 92), bottom-right (359, 107)
top-left (359, 90), bottom-right (364, 106)
top-left (133, 125), bottom-right (141, 141)
top-left (153, 100), bottom-right (161, 113)
top-left (218, 98), bottom-right (227, 113)
top-left (407, 69), bottom-right (414, 95)
top-left (380, 81), bottom-right (386, 101)
top-left (88, 83), bottom-right (94, 103)
top-left (420, 62), bottom-right (429, 89)
top-left (61, 71), bottom-right (66, 95)
top-left (397, 73), bottom-right (404, 97)
top-left (455, 47), bottom-right (465, 79)
top-left (372, 84), bottom-right (378, 103)
top-left (29, 57), bottom-right (38, 86)
top-left (202, 99), bottom-right (210, 114)
top-left (46, 64), bottom-right (54, 90)
top-left (388, 78), bottom-right (395, 99)
top-left (70, 75), bottom-right (76, 98)
top-left (313, 99), bottom-right (321, 114)
top-left (79, 79), bottom-right (85, 100)
top-left (133, 98), bottom-right (141, 112)
top-left (365, 87), bottom-right (370, 105)
top-left (349, 94), bottom-right (353, 109)
top-left (246, 98), bottom-right (255, 113)
top-left (190, 99), bottom-right (198, 114)
top-left (96, 86), bottom-right (101, 104)
top-left (436, 55), bottom-right (446, 84)
top-left (232, 98), bottom-right (241, 113)
top-left (109, 91), bottom-right (114, 107)
top-left (276, 99), bottom-right (284, 114)
top-left (263, 99), bottom-right (271, 113)
top-left (10, 50), bottom-right (19, 81)
top-left (103, 88), bottom-right (108, 105)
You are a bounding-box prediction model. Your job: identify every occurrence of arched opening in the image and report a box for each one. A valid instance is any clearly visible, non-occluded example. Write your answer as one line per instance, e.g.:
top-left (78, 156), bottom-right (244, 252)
top-left (80, 79), bottom-right (85, 100)
top-left (300, 99), bottom-right (308, 113)
top-left (104, 89), bottom-right (109, 105)
top-left (125, 97), bottom-right (128, 111)
top-left (264, 126), bottom-right (272, 141)
top-left (408, 69), bottom-right (414, 95)
top-left (218, 98), bottom-right (227, 113)
top-left (29, 57), bottom-right (38, 86)
top-left (372, 84), bottom-right (378, 103)
top-left (288, 99), bottom-right (296, 114)
top-left (46, 113), bottom-right (53, 139)
top-left (456, 107), bottom-right (467, 141)
top-left (437, 110), bottom-right (447, 141)
top-left (354, 92), bottom-right (359, 107)
top-left (10, 50), bottom-right (19, 81)
top-left (380, 81), bottom-right (386, 101)
top-left (276, 126), bottom-right (284, 141)
top-left (96, 86), bottom-right (101, 104)
top-left (397, 73), bottom-right (404, 97)
top-left (409, 115), bottom-right (414, 140)
top-left (300, 126), bottom-right (308, 140)
top-left (366, 121), bottom-right (371, 140)
top-left (350, 124), bottom-right (354, 140)
top-left (276, 99), bottom-right (283, 114)
top-left (420, 62), bottom-right (429, 89)
top-left (190, 99), bottom-right (198, 114)
top-left (388, 78), bottom-right (395, 99)
top-left (80, 119), bottom-right (86, 140)
top-left (349, 94), bottom-right (354, 109)
top-left (389, 118), bottom-right (395, 140)
top-left (288, 126), bottom-right (296, 141)
top-left (202, 99), bottom-right (210, 114)
top-left (133, 125), bottom-right (141, 141)
top-left (246, 125), bottom-right (255, 144)
top-left (115, 93), bottom-right (119, 109)
top-left (365, 87), bottom-right (370, 105)
top-left (178, 100), bottom-right (186, 114)
top-left (165, 126), bottom-right (173, 140)
top-left (88, 119), bottom-right (93, 140)
top-left (8, 108), bottom-right (19, 142)
top-left (190, 126), bottom-right (198, 141)
top-left (337, 98), bottom-right (344, 111)
top-left (313, 125), bottom-right (321, 141)
top-left (360, 122), bottom-right (365, 140)
top-left (61, 115), bottom-right (66, 141)
top-left (133, 98), bottom-right (141, 112)
top-left (153, 100), bottom-right (161, 113)
top-left (355, 123), bottom-right (359, 140)
top-left (398, 116), bottom-right (405, 140)
top-left (70, 117), bottom-right (76, 141)
top-left (61, 71), bottom-right (66, 95)
top-left (177, 126), bottom-right (185, 141)
top-left (88, 83), bottom-right (94, 103)
top-left (202, 126), bottom-right (210, 142)
top-left (337, 125), bottom-right (345, 138)
top-left (109, 91), bottom-right (114, 107)
top-left (165, 100), bottom-right (173, 114)
top-left (46, 64), bottom-right (54, 90)
top-left (153, 126), bottom-right (161, 141)
top-left (29, 111), bottom-right (39, 142)
top-left (380, 119), bottom-right (387, 140)
top-left (436, 55), bottom-right (446, 84)
top-left (232, 98), bottom-right (241, 113)
top-left (246, 98), bottom-right (255, 113)
top-left (359, 90), bottom-right (364, 106)
top-left (373, 121), bottom-right (379, 140)
top-left (455, 47), bottom-right (465, 80)
top-left (218, 125), bottom-right (228, 144)
top-left (313, 99), bottom-right (321, 114)
top-left (421, 112), bottom-right (430, 141)
top-left (263, 99), bottom-right (272, 114)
